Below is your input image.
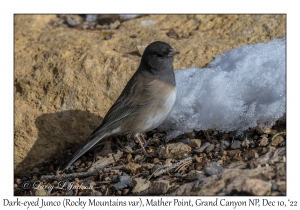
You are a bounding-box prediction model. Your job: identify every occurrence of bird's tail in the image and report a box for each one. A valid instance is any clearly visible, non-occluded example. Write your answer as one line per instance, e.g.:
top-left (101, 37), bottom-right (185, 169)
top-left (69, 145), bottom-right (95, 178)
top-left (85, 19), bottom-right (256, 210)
top-left (58, 131), bottom-right (107, 172)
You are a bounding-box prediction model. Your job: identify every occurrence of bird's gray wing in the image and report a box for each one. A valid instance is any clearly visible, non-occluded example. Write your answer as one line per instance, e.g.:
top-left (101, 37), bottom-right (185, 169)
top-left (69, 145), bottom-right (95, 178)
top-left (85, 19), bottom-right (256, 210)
top-left (90, 70), bottom-right (156, 137)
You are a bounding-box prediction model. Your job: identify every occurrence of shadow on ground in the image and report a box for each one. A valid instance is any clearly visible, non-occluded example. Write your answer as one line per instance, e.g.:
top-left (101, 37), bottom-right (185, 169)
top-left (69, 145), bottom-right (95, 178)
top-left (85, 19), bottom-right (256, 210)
top-left (15, 110), bottom-right (103, 175)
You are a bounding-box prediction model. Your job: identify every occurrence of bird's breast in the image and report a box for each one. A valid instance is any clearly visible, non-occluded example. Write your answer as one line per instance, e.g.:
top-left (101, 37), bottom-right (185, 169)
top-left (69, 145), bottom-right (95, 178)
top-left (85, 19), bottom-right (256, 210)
top-left (140, 81), bottom-right (177, 132)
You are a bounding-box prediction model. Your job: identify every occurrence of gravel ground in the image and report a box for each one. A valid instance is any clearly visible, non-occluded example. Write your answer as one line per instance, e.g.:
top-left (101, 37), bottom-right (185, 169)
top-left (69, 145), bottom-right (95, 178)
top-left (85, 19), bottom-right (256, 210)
top-left (14, 120), bottom-right (286, 196)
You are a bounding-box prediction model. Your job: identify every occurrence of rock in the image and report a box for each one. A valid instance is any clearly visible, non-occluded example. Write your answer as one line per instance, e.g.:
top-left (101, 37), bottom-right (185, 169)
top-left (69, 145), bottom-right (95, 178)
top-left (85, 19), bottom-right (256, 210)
top-left (123, 146), bottom-right (133, 154)
top-left (247, 160), bottom-right (258, 169)
top-left (205, 144), bottom-right (215, 153)
top-left (259, 137), bottom-right (269, 146)
top-left (149, 180), bottom-right (170, 194)
top-left (66, 16), bottom-right (78, 27)
top-left (188, 139), bottom-right (201, 148)
top-left (271, 136), bottom-right (284, 147)
top-left (185, 131), bottom-right (195, 138)
top-left (271, 183), bottom-right (278, 191)
top-left (65, 190), bottom-right (74, 196)
top-left (134, 155), bottom-right (143, 162)
top-left (90, 191), bottom-right (102, 196)
top-left (241, 178), bottom-right (271, 196)
top-left (186, 170), bottom-right (204, 181)
top-left (126, 142), bottom-right (136, 148)
top-left (227, 176), bottom-right (272, 196)
top-left (130, 178), bottom-right (150, 193)
top-left (16, 178), bottom-right (22, 185)
top-left (220, 140), bottom-right (231, 150)
top-left (194, 142), bottom-right (211, 154)
top-left (174, 173), bottom-right (182, 177)
top-left (142, 163), bottom-right (154, 170)
top-left (203, 162), bottom-right (224, 175)
top-left (181, 138), bottom-right (191, 144)
top-left (255, 126), bottom-right (264, 134)
top-left (125, 162), bottom-right (141, 174)
top-left (276, 181), bottom-right (286, 192)
top-left (123, 188), bottom-right (130, 195)
top-left (34, 188), bottom-right (47, 196)
top-left (261, 127), bottom-right (273, 134)
top-left (194, 171), bottom-right (205, 180)
top-left (86, 15), bottom-right (98, 22)
top-left (73, 160), bottom-right (81, 166)
top-left (14, 14), bottom-right (286, 175)
top-left (158, 142), bottom-right (191, 159)
top-left (119, 175), bottom-right (131, 182)
top-left (153, 158), bottom-right (160, 164)
top-left (111, 175), bottom-right (118, 182)
top-left (230, 140), bottom-right (241, 149)
top-left (112, 176), bottom-right (131, 191)
top-left (142, 170), bottom-right (150, 177)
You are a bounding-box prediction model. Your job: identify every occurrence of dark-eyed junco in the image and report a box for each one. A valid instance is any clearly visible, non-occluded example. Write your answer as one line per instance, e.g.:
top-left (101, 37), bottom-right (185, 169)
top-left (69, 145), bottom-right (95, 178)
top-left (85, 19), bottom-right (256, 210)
top-left (59, 41), bottom-right (179, 171)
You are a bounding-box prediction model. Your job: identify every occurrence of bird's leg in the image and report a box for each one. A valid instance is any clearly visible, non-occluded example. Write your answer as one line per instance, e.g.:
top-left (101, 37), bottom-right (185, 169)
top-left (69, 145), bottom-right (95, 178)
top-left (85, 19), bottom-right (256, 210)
top-left (140, 134), bottom-right (148, 145)
top-left (135, 134), bottom-right (149, 157)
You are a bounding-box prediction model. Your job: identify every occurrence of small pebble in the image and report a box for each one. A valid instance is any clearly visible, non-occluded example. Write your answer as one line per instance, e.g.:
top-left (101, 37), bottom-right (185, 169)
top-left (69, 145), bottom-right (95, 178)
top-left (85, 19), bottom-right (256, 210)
top-left (112, 179), bottom-right (131, 191)
top-left (194, 172), bottom-right (204, 180)
top-left (220, 140), bottom-right (231, 150)
top-left (16, 178), bottom-right (22, 185)
top-left (111, 175), bottom-right (118, 182)
top-left (66, 16), bottom-right (77, 27)
top-left (174, 173), bottom-right (182, 177)
top-left (73, 160), bottom-right (81, 166)
top-left (126, 142), bottom-right (136, 148)
top-left (194, 142), bottom-right (211, 154)
top-left (272, 183), bottom-right (278, 191)
top-left (259, 137), bottom-right (269, 146)
top-left (149, 180), bottom-right (169, 194)
top-left (119, 175), bottom-right (131, 182)
top-left (205, 144), bottom-right (215, 153)
top-left (123, 146), bottom-right (133, 154)
top-left (65, 190), bottom-right (74, 196)
top-left (86, 14), bottom-right (98, 22)
top-left (203, 162), bottom-right (224, 176)
top-left (90, 191), bottom-right (102, 196)
top-left (153, 158), bottom-right (160, 164)
top-left (100, 185), bottom-right (106, 190)
top-left (271, 135), bottom-right (284, 147)
top-left (181, 138), bottom-right (190, 144)
top-left (142, 163), bottom-right (154, 170)
top-left (231, 140), bottom-right (241, 149)
top-left (142, 170), bottom-right (150, 177)
top-left (123, 188), bottom-right (130, 195)
top-left (130, 178), bottom-right (150, 193)
top-left (188, 139), bottom-right (201, 148)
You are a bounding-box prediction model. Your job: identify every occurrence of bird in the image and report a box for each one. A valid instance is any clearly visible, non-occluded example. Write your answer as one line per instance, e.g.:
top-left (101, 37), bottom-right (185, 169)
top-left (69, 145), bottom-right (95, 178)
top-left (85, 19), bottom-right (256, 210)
top-left (59, 41), bottom-right (179, 171)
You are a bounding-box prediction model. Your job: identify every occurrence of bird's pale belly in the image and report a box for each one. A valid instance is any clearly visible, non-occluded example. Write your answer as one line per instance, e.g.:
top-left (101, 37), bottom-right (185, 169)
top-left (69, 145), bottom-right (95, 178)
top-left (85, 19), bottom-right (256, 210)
top-left (121, 86), bottom-right (176, 134)
top-left (141, 87), bottom-right (176, 132)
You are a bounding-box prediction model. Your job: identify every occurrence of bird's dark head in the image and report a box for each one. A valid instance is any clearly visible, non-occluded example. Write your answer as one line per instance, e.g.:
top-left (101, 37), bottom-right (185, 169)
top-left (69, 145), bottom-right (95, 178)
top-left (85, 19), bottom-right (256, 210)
top-left (141, 41), bottom-right (179, 72)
